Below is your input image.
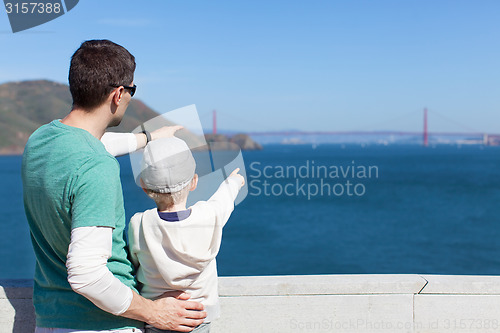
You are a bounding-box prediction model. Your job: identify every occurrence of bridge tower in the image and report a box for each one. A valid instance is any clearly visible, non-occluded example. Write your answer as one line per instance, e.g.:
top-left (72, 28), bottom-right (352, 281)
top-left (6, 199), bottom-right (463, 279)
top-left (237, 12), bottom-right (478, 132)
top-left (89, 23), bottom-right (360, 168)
top-left (213, 109), bottom-right (217, 135)
top-left (423, 107), bottom-right (428, 147)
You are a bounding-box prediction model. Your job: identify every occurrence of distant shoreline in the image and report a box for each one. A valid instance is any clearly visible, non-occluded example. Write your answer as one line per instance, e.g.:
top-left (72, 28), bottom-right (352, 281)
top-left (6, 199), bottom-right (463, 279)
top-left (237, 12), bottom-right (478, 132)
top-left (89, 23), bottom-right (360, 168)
top-left (0, 148), bottom-right (23, 156)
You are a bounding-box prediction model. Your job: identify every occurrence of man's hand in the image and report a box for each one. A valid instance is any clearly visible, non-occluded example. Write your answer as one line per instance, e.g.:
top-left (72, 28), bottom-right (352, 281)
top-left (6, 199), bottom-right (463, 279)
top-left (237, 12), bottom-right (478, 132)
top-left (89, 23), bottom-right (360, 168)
top-left (121, 290), bottom-right (206, 332)
top-left (151, 125), bottom-right (184, 141)
top-left (148, 291), bottom-right (206, 331)
top-left (229, 168), bottom-right (245, 188)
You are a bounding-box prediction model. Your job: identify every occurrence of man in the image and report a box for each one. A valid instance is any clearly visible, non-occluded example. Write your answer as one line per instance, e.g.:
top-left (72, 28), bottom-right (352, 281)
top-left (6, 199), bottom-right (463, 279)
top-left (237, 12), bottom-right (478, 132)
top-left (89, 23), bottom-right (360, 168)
top-left (22, 39), bottom-right (206, 332)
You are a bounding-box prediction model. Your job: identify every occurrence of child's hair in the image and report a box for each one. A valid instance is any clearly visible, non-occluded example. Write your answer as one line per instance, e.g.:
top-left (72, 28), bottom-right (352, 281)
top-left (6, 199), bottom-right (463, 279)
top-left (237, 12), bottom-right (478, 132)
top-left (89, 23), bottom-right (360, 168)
top-left (144, 177), bottom-right (195, 210)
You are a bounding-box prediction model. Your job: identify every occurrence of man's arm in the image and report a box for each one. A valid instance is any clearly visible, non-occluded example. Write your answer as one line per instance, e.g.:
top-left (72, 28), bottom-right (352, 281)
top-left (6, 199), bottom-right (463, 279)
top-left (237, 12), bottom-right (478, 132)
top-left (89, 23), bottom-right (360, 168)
top-left (101, 125), bottom-right (184, 157)
top-left (66, 226), bottom-right (206, 331)
top-left (101, 132), bottom-right (137, 157)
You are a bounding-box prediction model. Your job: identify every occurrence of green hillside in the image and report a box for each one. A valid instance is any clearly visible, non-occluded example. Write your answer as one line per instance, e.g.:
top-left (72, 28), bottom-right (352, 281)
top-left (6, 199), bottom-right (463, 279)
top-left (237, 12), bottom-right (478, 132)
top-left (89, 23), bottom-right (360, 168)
top-left (0, 80), bottom-right (161, 154)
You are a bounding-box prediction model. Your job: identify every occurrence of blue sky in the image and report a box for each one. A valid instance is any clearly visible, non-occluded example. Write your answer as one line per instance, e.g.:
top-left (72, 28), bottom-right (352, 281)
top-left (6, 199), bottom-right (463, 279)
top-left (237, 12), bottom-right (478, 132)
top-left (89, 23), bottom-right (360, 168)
top-left (1, 0), bottom-right (499, 133)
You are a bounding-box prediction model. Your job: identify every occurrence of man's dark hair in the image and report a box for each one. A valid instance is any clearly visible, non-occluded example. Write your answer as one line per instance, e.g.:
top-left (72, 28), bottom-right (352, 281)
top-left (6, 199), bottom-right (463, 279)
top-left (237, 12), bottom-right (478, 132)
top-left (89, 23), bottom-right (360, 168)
top-left (69, 39), bottom-right (136, 110)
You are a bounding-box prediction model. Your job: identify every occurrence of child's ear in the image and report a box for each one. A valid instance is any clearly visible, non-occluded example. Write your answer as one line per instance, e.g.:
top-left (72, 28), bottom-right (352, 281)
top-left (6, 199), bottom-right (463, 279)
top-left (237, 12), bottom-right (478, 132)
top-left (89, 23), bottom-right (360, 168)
top-left (190, 174), bottom-right (199, 191)
top-left (139, 178), bottom-right (149, 194)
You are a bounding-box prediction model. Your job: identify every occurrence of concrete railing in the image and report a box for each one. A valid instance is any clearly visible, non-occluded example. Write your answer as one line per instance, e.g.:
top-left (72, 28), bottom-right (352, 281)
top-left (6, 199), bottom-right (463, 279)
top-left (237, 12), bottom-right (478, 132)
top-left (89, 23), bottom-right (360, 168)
top-left (2, 275), bottom-right (500, 332)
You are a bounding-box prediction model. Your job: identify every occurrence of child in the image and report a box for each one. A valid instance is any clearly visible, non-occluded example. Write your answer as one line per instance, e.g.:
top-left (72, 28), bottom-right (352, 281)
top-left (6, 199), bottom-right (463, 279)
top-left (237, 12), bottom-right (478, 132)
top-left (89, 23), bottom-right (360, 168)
top-left (128, 137), bottom-right (245, 333)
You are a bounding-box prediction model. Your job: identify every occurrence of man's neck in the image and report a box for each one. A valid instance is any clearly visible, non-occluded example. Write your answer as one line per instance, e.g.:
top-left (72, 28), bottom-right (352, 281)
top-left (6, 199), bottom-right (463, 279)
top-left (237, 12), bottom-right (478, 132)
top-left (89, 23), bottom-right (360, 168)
top-left (61, 107), bottom-right (110, 140)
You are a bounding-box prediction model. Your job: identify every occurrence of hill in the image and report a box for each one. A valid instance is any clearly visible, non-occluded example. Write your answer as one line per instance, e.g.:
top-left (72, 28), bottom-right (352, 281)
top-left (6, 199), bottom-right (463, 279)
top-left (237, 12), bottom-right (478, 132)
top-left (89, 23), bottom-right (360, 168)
top-left (0, 80), bottom-right (162, 154)
top-left (0, 80), bottom-right (262, 154)
top-left (205, 133), bottom-right (262, 150)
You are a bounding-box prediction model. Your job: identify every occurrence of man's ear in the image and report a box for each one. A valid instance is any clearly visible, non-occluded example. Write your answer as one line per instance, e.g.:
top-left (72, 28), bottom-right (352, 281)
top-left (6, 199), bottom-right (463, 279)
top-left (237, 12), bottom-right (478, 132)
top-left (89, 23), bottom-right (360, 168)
top-left (190, 174), bottom-right (199, 191)
top-left (111, 87), bottom-right (124, 107)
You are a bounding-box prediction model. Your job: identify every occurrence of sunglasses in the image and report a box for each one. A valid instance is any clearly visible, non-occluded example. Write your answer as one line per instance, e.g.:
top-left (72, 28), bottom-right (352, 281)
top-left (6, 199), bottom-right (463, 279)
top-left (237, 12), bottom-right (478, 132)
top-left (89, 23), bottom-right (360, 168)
top-left (110, 84), bottom-right (137, 97)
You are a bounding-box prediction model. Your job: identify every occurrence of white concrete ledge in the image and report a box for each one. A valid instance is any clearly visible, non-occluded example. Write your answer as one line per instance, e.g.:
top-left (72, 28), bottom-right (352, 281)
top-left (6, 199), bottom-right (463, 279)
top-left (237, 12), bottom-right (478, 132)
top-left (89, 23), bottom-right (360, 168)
top-left (420, 275), bottom-right (500, 294)
top-left (0, 279), bottom-right (35, 333)
top-left (218, 274), bottom-right (427, 295)
top-left (2, 275), bottom-right (500, 333)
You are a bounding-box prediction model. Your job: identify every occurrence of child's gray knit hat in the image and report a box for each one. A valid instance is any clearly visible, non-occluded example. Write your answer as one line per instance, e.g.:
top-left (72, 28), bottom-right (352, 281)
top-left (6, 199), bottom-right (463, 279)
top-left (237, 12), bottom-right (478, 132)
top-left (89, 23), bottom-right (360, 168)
top-left (139, 137), bottom-right (196, 193)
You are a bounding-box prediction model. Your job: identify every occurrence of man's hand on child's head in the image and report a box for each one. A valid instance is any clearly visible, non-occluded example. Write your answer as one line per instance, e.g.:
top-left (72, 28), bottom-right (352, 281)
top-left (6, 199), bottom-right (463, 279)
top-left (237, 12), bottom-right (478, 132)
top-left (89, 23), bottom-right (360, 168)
top-left (229, 168), bottom-right (245, 188)
top-left (151, 125), bottom-right (184, 141)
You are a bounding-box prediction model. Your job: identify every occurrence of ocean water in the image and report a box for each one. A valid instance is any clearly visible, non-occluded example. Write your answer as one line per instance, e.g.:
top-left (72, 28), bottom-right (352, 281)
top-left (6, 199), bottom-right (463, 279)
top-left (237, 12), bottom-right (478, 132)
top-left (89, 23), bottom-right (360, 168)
top-left (2, 144), bottom-right (500, 279)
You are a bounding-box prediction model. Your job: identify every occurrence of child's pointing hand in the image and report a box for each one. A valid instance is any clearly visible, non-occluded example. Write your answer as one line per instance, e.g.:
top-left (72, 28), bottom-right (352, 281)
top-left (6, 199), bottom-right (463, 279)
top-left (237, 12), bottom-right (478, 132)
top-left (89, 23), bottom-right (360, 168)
top-left (229, 168), bottom-right (245, 188)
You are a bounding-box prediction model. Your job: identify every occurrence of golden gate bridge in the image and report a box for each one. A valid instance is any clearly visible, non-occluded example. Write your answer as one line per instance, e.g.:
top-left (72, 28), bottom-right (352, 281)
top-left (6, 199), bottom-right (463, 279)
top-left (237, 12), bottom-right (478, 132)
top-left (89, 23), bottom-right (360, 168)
top-left (205, 109), bottom-right (500, 146)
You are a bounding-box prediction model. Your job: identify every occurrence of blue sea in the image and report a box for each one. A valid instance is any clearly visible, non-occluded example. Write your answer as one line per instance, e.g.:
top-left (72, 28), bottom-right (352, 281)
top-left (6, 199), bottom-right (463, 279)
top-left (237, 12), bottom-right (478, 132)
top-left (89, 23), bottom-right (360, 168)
top-left (3, 144), bottom-right (500, 279)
